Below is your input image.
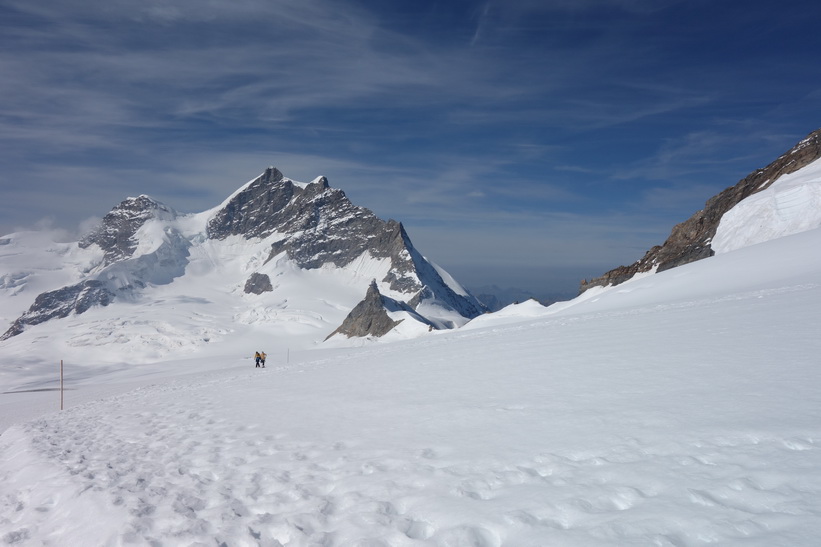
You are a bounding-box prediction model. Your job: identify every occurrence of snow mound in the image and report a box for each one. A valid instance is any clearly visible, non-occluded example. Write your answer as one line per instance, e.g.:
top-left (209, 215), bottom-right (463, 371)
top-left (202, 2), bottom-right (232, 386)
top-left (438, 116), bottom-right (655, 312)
top-left (463, 299), bottom-right (549, 330)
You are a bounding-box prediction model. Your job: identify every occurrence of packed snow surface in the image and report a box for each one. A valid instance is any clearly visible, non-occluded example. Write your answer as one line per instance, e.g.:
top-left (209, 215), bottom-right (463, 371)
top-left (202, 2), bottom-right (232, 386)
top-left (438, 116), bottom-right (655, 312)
top-left (2, 225), bottom-right (820, 545)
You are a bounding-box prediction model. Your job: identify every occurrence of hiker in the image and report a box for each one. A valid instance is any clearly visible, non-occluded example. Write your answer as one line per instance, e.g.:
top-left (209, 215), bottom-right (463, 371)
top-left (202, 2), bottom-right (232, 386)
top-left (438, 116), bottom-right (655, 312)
top-left (254, 351), bottom-right (261, 368)
top-left (260, 351), bottom-right (267, 368)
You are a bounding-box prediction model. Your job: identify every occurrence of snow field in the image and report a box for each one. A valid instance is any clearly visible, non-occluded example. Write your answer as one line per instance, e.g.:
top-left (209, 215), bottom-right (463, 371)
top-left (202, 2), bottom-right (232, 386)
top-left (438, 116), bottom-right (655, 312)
top-left (2, 238), bottom-right (821, 545)
top-left (2, 158), bottom-right (821, 545)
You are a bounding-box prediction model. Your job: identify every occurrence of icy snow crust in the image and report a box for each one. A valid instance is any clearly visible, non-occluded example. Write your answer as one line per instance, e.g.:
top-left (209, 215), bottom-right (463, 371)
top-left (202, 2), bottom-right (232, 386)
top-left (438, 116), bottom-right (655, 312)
top-left (2, 225), bottom-right (821, 545)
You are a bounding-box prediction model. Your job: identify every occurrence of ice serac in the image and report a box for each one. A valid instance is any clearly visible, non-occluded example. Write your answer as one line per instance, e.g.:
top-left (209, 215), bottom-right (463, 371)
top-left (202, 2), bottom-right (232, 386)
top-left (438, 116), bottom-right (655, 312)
top-left (580, 128), bottom-right (821, 293)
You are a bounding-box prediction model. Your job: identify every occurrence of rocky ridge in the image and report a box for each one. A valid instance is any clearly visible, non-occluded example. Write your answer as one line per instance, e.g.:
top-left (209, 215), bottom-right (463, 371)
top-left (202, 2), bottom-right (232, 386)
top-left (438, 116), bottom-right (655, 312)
top-left (213, 167), bottom-right (485, 320)
top-left (80, 195), bottom-right (177, 265)
top-left (580, 128), bottom-right (821, 293)
top-left (2, 167), bottom-right (485, 341)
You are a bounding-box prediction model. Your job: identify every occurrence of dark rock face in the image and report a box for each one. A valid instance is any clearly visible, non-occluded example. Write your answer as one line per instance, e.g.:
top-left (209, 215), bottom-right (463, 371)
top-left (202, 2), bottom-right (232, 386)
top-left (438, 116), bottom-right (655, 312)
top-left (209, 169), bottom-right (418, 287)
top-left (206, 168), bottom-right (292, 239)
top-left (210, 168), bottom-right (485, 319)
top-left (3, 166), bottom-right (485, 340)
top-left (80, 195), bottom-right (176, 265)
top-left (244, 273), bottom-right (273, 295)
top-left (326, 281), bottom-right (435, 339)
top-left (580, 128), bottom-right (821, 293)
top-left (1, 280), bottom-right (114, 340)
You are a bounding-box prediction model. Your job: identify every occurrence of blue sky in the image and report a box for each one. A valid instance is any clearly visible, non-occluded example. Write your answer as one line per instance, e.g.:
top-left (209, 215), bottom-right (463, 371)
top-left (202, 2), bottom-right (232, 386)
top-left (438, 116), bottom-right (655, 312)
top-left (2, 0), bottom-right (820, 296)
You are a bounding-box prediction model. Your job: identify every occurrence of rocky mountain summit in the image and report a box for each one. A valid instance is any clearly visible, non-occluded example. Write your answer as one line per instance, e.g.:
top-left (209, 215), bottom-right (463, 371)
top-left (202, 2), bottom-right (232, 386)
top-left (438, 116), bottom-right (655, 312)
top-left (2, 168), bottom-right (485, 342)
top-left (580, 128), bottom-right (821, 293)
top-left (80, 195), bottom-right (178, 265)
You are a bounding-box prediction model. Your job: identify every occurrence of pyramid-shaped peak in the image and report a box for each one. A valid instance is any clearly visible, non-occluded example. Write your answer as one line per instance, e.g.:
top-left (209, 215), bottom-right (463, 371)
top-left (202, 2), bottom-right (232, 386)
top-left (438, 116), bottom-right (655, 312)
top-left (260, 167), bottom-right (285, 184)
top-left (116, 195), bottom-right (174, 217)
top-left (367, 278), bottom-right (379, 293)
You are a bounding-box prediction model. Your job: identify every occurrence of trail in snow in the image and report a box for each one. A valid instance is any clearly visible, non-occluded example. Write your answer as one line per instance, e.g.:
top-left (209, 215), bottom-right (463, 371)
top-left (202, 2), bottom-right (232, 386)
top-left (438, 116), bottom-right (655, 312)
top-left (2, 174), bottom-right (821, 547)
top-left (2, 225), bottom-right (821, 545)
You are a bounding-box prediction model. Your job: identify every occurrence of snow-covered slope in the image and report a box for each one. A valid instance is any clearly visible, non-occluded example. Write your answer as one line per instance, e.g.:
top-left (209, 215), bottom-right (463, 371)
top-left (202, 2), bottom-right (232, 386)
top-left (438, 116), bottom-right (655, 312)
top-left (712, 157), bottom-right (821, 253)
top-left (581, 128), bottom-right (821, 293)
top-left (0, 168), bottom-right (485, 359)
top-left (1, 225), bottom-right (820, 545)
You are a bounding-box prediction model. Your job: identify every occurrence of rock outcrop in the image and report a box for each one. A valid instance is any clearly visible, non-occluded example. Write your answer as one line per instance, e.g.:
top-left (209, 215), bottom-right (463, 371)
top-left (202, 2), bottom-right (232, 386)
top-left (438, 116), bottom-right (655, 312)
top-left (244, 273), bottom-right (273, 295)
top-left (326, 281), bottom-right (436, 340)
top-left (1, 280), bottom-right (115, 340)
top-left (580, 128), bottom-right (821, 293)
top-left (3, 166), bottom-right (485, 340)
top-left (211, 167), bottom-right (486, 320)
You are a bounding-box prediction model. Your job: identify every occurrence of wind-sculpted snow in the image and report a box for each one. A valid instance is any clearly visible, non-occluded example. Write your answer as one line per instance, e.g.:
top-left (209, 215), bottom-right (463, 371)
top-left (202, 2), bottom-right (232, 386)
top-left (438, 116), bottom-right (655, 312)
top-left (1, 228), bottom-right (820, 544)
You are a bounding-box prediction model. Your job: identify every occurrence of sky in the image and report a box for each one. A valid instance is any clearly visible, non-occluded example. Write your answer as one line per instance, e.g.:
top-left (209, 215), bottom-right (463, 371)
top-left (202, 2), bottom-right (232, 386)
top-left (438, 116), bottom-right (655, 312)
top-left (2, 0), bottom-right (820, 297)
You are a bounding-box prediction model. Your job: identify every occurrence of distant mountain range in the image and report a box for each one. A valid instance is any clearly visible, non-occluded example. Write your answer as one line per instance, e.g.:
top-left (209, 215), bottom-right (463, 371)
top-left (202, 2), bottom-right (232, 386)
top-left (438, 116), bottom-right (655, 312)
top-left (2, 128), bottom-right (820, 358)
top-left (0, 168), bottom-right (485, 349)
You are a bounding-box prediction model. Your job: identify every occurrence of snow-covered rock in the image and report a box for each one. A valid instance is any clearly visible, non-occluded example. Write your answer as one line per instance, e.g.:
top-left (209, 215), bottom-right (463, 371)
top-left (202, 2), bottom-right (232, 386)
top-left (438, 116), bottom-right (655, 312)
top-left (581, 127), bottom-right (821, 293)
top-left (0, 168), bottom-right (485, 348)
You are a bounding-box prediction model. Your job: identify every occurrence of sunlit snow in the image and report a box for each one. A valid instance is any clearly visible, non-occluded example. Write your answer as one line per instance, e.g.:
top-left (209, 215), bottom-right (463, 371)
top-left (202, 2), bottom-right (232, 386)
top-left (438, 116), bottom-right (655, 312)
top-left (712, 157), bottom-right (821, 253)
top-left (1, 160), bottom-right (820, 545)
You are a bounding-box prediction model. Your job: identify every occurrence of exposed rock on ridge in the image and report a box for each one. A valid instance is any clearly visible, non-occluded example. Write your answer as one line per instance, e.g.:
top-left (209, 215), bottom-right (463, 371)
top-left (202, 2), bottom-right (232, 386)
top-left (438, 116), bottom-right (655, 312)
top-left (326, 281), bottom-right (436, 340)
top-left (580, 128), bottom-right (821, 293)
top-left (208, 168), bottom-right (420, 291)
top-left (210, 167), bottom-right (485, 320)
top-left (80, 195), bottom-right (176, 265)
top-left (3, 166), bottom-right (485, 341)
top-left (1, 280), bottom-right (114, 340)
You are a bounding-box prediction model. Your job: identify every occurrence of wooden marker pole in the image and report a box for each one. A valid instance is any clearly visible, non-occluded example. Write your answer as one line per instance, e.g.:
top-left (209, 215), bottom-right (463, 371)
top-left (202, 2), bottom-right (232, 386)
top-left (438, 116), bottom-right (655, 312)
top-left (60, 360), bottom-right (64, 411)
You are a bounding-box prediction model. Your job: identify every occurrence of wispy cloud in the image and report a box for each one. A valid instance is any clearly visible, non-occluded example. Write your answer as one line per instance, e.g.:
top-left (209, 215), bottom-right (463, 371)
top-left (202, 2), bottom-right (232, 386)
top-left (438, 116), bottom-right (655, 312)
top-left (2, 0), bottom-right (819, 294)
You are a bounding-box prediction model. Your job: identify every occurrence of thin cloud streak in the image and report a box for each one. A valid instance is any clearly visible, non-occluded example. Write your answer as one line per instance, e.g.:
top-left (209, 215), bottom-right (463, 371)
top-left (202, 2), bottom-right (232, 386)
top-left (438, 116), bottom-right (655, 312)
top-left (2, 0), bottom-right (820, 294)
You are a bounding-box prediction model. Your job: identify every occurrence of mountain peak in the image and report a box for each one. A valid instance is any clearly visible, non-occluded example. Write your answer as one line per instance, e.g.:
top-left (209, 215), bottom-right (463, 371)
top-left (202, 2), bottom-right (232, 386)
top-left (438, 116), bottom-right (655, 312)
top-left (311, 176), bottom-right (329, 188)
top-left (3, 166), bottom-right (485, 344)
top-left (260, 166), bottom-right (284, 184)
top-left (79, 194), bottom-right (176, 265)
